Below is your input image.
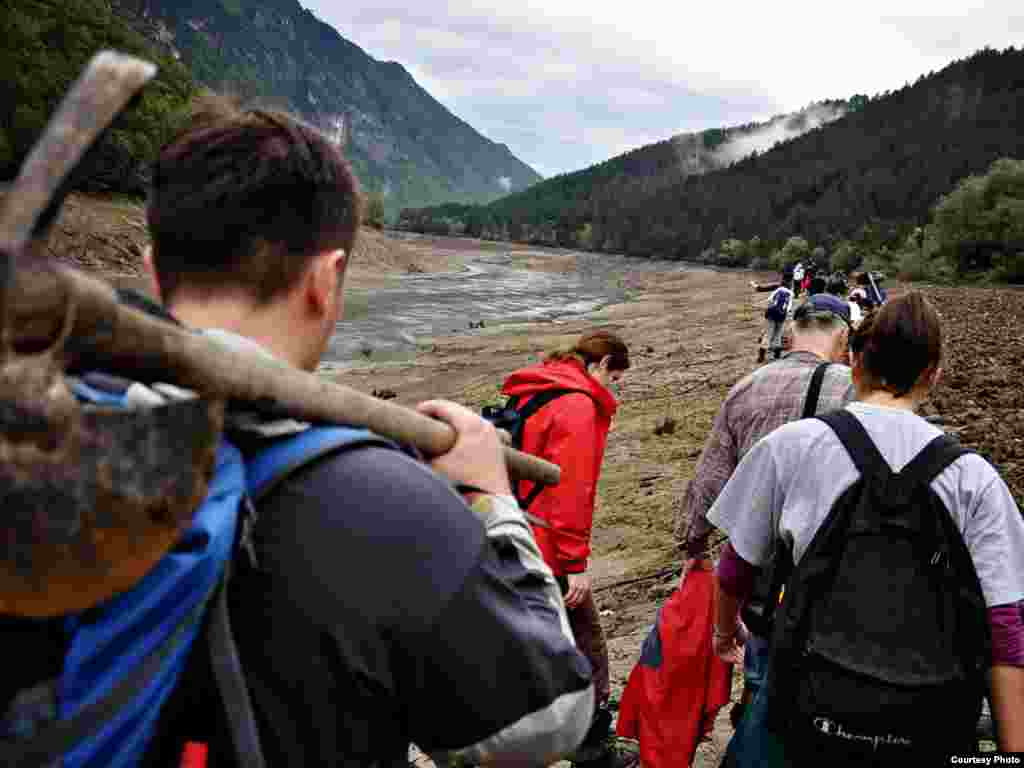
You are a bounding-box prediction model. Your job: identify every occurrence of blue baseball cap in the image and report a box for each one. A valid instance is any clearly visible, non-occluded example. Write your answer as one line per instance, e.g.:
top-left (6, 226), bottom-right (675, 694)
top-left (794, 293), bottom-right (851, 325)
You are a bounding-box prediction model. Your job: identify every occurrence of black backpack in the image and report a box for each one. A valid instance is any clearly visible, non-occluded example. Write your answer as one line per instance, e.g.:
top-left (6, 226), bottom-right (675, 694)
top-left (763, 410), bottom-right (990, 759)
top-left (764, 288), bottom-right (790, 322)
top-left (482, 389), bottom-right (585, 509)
top-left (740, 363), bottom-right (830, 637)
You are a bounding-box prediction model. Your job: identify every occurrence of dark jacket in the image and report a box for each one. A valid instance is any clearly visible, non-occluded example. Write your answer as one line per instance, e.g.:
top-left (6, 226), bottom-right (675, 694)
top-left (149, 438), bottom-right (595, 767)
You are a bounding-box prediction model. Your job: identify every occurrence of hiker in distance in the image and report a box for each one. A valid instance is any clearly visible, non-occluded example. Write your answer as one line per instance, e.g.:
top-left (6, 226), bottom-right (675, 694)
top-left (759, 279), bottom-right (794, 362)
top-left (678, 292), bottom-right (854, 725)
top-left (498, 331), bottom-right (634, 768)
top-left (2, 92), bottom-right (596, 767)
top-left (710, 293), bottom-right (1024, 765)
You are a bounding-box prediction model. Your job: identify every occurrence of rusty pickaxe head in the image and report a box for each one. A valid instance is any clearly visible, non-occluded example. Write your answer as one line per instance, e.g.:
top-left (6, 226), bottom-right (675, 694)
top-left (0, 51), bottom-right (225, 617)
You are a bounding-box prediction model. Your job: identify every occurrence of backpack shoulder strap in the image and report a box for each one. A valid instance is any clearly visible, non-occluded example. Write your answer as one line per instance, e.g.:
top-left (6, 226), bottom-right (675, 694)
top-left (246, 425), bottom-right (398, 502)
top-left (514, 388), bottom-right (587, 424)
top-left (898, 434), bottom-right (971, 490)
top-left (801, 363), bottom-right (830, 419)
top-left (817, 409), bottom-right (889, 479)
top-left (510, 388), bottom-right (590, 451)
top-left (207, 537), bottom-right (267, 768)
top-left (511, 389), bottom-right (591, 508)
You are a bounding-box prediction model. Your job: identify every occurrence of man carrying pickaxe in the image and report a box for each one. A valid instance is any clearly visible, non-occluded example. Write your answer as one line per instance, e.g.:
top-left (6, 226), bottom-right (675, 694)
top-left (0, 53), bottom-right (594, 767)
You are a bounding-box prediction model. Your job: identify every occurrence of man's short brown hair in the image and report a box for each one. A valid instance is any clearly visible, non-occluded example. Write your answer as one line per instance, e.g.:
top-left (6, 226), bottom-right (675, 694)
top-left (147, 91), bottom-right (362, 304)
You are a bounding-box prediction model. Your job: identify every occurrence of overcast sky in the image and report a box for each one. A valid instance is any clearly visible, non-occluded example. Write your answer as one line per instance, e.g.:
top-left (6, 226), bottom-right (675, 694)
top-left (305, 0), bottom-right (1023, 178)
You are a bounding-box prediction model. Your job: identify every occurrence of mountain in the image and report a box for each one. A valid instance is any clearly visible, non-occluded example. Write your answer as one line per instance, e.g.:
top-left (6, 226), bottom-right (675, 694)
top-left (110, 0), bottom-right (541, 215)
top-left (0, 0), bottom-right (541, 216)
top-left (397, 99), bottom-right (858, 241)
top-left (403, 47), bottom-right (1024, 262)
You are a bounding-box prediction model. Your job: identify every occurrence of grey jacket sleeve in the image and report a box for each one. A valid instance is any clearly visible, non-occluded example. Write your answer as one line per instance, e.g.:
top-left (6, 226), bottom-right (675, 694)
top-left (410, 493), bottom-right (595, 766)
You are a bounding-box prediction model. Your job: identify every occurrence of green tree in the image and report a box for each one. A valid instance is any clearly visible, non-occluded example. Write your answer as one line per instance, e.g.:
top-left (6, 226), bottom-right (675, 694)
top-left (576, 222), bottom-right (593, 250)
top-left (779, 235), bottom-right (811, 266)
top-left (932, 157), bottom-right (1024, 277)
top-left (847, 94), bottom-right (869, 112)
top-left (365, 190), bottom-right (387, 229)
top-left (831, 241), bottom-right (862, 272)
top-left (1, 0), bottom-right (196, 189)
top-left (716, 238), bottom-right (749, 266)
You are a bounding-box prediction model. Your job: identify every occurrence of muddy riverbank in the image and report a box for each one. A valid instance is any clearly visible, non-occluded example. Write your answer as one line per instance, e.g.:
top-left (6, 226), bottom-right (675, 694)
top-left (326, 235), bottom-right (684, 367)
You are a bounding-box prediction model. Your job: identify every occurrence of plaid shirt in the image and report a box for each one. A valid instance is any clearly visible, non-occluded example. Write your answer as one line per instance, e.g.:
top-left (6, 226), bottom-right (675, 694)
top-left (680, 351), bottom-right (855, 556)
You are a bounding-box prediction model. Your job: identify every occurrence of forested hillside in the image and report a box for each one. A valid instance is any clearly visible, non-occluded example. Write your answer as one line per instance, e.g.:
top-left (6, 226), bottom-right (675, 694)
top-left (398, 100), bottom-right (859, 241)
top-left (402, 47), bottom-right (1024, 270)
top-left (1, 0), bottom-right (542, 215)
top-left (1, 0), bottom-right (196, 193)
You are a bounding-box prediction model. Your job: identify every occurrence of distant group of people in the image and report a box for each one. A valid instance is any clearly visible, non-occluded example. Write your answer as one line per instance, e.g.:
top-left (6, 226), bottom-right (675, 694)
top-left (4, 83), bottom-right (1022, 768)
top-left (754, 261), bottom-right (887, 361)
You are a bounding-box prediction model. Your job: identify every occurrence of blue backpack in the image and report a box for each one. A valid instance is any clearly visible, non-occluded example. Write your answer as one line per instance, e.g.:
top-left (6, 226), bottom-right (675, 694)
top-left (765, 288), bottom-right (790, 322)
top-left (0, 373), bottom-right (398, 768)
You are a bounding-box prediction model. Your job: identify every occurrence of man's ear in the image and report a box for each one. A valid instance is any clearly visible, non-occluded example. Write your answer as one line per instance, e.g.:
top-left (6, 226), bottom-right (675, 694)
top-left (307, 249), bottom-right (347, 315)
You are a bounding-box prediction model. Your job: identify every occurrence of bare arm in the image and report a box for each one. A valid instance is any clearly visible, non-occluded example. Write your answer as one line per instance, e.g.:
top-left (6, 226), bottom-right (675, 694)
top-left (991, 665), bottom-right (1024, 751)
top-left (713, 578), bottom-right (746, 666)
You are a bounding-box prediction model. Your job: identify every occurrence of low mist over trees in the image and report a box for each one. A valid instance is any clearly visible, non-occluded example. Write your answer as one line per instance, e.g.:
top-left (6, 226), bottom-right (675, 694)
top-left (402, 47), bottom-right (1024, 283)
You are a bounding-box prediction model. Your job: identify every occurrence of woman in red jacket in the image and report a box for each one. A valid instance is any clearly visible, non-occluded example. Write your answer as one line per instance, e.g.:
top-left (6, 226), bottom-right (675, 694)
top-left (501, 330), bottom-right (631, 765)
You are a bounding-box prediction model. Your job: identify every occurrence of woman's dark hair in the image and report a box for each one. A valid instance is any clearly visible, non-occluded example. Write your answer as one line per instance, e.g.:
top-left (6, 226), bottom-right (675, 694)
top-left (546, 330), bottom-right (631, 371)
top-left (849, 291), bottom-right (942, 397)
top-left (148, 90), bottom-right (363, 304)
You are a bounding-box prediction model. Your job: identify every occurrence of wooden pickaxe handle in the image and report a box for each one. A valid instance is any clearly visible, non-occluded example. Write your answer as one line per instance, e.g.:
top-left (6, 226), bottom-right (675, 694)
top-left (3, 258), bottom-right (561, 486)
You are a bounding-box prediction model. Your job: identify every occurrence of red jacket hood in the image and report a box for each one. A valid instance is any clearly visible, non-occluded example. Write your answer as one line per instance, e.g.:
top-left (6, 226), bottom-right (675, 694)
top-left (502, 359), bottom-right (618, 418)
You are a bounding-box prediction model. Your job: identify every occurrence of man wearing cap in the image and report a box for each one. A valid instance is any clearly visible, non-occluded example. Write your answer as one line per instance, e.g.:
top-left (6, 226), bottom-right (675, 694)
top-left (676, 292), bottom-right (855, 723)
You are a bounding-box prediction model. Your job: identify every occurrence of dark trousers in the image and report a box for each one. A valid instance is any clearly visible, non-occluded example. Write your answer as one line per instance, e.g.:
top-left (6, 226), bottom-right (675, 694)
top-left (557, 576), bottom-right (610, 707)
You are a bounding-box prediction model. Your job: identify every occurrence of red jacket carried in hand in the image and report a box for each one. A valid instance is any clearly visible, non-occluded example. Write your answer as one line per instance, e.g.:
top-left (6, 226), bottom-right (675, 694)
top-left (616, 568), bottom-right (733, 768)
top-left (501, 358), bottom-right (618, 576)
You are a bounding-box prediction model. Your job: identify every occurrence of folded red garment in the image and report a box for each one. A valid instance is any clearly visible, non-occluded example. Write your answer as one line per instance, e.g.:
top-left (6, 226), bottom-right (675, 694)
top-left (617, 568), bottom-right (733, 768)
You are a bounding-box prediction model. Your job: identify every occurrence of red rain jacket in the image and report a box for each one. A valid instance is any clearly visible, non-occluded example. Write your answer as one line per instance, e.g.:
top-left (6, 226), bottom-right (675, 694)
top-left (501, 358), bottom-right (618, 575)
top-left (616, 568), bottom-right (733, 768)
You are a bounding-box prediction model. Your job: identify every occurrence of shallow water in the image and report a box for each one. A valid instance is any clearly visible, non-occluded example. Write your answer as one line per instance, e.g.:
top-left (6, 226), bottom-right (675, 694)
top-left (323, 248), bottom-right (687, 366)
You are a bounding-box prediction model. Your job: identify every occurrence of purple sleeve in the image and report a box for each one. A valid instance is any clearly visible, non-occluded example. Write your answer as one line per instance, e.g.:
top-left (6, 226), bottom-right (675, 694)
top-left (990, 603), bottom-right (1024, 667)
top-left (716, 542), bottom-right (756, 603)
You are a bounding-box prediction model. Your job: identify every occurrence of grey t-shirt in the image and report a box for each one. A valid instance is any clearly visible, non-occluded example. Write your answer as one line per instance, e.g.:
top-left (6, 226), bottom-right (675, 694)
top-left (708, 402), bottom-right (1024, 607)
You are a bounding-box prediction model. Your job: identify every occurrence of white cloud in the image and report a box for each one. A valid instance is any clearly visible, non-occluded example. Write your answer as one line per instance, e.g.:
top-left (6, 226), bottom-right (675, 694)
top-left (306, 0), bottom-right (1022, 176)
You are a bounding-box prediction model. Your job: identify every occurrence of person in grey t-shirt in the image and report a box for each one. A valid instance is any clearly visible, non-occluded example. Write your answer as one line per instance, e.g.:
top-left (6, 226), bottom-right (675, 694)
top-left (709, 292), bottom-right (1024, 758)
top-left (679, 293), bottom-right (854, 723)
